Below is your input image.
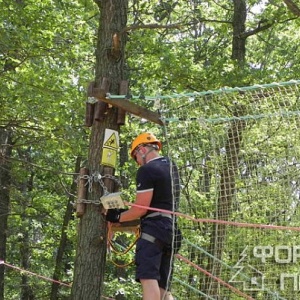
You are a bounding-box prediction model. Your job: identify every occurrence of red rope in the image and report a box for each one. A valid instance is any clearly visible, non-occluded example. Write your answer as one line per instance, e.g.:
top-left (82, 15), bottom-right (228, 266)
top-left (2, 201), bottom-right (294, 299)
top-left (0, 260), bottom-right (71, 287)
top-left (0, 260), bottom-right (116, 299)
top-left (124, 201), bottom-right (300, 231)
top-left (175, 254), bottom-right (255, 300)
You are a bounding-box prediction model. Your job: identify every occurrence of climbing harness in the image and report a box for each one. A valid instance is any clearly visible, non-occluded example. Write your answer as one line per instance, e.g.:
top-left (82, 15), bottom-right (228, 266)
top-left (107, 222), bottom-right (140, 268)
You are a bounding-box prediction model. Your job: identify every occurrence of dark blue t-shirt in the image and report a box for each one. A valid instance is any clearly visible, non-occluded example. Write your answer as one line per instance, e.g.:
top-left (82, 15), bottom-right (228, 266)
top-left (136, 156), bottom-right (180, 216)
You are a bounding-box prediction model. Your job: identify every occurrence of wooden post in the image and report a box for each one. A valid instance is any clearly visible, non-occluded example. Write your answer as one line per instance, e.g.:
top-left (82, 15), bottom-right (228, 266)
top-left (94, 78), bottom-right (110, 122)
top-left (76, 167), bottom-right (89, 217)
top-left (94, 101), bottom-right (108, 122)
top-left (85, 102), bottom-right (95, 127)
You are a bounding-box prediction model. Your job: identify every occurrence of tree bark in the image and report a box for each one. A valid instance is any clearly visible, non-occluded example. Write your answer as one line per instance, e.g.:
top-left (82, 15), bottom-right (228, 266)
top-left (0, 128), bottom-right (13, 300)
top-left (205, 117), bottom-right (246, 298)
top-left (283, 0), bottom-right (300, 16)
top-left (20, 219), bottom-right (35, 300)
top-left (71, 1), bottom-right (128, 299)
top-left (202, 2), bottom-right (248, 297)
top-left (232, 0), bottom-right (247, 62)
top-left (19, 159), bottom-right (35, 300)
top-left (50, 157), bottom-right (81, 300)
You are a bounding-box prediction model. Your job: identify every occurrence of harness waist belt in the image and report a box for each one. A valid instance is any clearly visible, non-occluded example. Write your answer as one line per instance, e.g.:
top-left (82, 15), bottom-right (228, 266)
top-left (144, 212), bottom-right (172, 219)
top-left (140, 232), bottom-right (169, 251)
top-left (140, 232), bottom-right (156, 243)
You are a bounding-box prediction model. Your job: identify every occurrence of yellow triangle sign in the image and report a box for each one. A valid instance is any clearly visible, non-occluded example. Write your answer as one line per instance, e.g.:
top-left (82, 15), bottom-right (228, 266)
top-left (104, 132), bottom-right (118, 149)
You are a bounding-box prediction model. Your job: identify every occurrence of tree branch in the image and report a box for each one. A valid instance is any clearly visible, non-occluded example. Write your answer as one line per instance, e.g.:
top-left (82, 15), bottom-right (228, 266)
top-left (283, 0), bottom-right (300, 16)
top-left (239, 22), bottom-right (273, 39)
top-left (123, 19), bottom-right (232, 33)
top-left (123, 22), bottom-right (181, 32)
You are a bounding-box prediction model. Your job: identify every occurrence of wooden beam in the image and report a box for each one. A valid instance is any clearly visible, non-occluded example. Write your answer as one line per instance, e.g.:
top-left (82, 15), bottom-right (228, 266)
top-left (88, 83), bottom-right (164, 126)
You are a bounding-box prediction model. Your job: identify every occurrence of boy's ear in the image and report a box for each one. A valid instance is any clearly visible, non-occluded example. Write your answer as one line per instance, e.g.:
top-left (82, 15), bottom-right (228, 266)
top-left (140, 146), bottom-right (147, 154)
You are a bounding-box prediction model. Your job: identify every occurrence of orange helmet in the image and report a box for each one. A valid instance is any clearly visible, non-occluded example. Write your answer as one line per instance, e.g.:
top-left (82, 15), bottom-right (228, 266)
top-left (130, 132), bottom-right (162, 158)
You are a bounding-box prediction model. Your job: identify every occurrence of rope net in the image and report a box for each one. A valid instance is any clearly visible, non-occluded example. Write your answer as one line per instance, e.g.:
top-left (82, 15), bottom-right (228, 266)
top-left (160, 80), bottom-right (300, 299)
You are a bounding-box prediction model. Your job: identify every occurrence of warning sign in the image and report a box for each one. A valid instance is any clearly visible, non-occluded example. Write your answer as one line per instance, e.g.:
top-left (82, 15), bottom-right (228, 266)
top-left (103, 129), bottom-right (119, 149)
top-left (101, 129), bottom-right (119, 168)
top-left (101, 148), bottom-right (117, 168)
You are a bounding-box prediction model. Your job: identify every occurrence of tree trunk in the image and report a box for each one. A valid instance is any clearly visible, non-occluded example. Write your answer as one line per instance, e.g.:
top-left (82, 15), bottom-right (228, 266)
top-left (20, 221), bottom-right (35, 300)
top-left (205, 117), bottom-right (246, 298)
top-left (71, 1), bottom-right (128, 299)
top-left (17, 148), bottom-right (35, 300)
top-left (232, 0), bottom-right (247, 62)
top-left (50, 157), bottom-right (81, 300)
top-left (0, 128), bottom-right (13, 300)
top-left (203, 2), bottom-right (248, 297)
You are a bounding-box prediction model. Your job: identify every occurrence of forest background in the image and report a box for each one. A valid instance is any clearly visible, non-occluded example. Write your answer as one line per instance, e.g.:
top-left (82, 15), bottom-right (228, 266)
top-left (1, 0), bottom-right (300, 299)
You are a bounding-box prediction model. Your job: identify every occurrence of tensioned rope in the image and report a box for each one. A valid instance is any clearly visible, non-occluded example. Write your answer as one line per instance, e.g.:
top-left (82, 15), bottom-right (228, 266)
top-left (107, 233), bottom-right (254, 299)
top-left (0, 260), bottom-right (71, 287)
top-left (106, 79), bottom-right (300, 101)
top-left (183, 240), bottom-right (286, 300)
top-left (172, 277), bottom-right (215, 299)
top-left (124, 201), bottom-right (300, 232)
top-left (175, 253), bottom-right (255, 300)
top-left (0, 260), bottom-right (116, 300)
top-left (164, 110), bottom-right (300, 124)
top-left (107, 235), bottom-right (284, 300)
top-left (6, 80), bottom-right (298, 298)
top-left (4, 190), bottom-right (293, 298)
top-left (118, 202), bottom-right (296, 299)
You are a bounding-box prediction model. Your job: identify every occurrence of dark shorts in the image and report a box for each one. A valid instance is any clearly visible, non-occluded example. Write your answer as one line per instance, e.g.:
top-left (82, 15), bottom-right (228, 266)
top-left (135, 237), bottom-right (173, 290)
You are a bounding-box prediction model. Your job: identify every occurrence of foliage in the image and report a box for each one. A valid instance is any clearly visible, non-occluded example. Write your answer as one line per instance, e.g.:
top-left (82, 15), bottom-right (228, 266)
top-left (127, 0), bottom-right (300, 94)
top-left (1, 0), bottom-right (300, 298)
top-left (1, 0), bottom-right (97, 298)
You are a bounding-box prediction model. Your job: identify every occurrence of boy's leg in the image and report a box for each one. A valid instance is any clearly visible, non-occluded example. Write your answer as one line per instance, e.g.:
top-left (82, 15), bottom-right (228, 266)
top-left (140, 279), bottom-right (160, 300)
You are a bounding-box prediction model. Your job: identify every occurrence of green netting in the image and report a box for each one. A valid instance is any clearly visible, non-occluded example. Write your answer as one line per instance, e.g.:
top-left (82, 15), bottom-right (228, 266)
top-left (106, 80), bottom-right (300, 300)
top-left (159, 80), bottom-right (300, 300)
